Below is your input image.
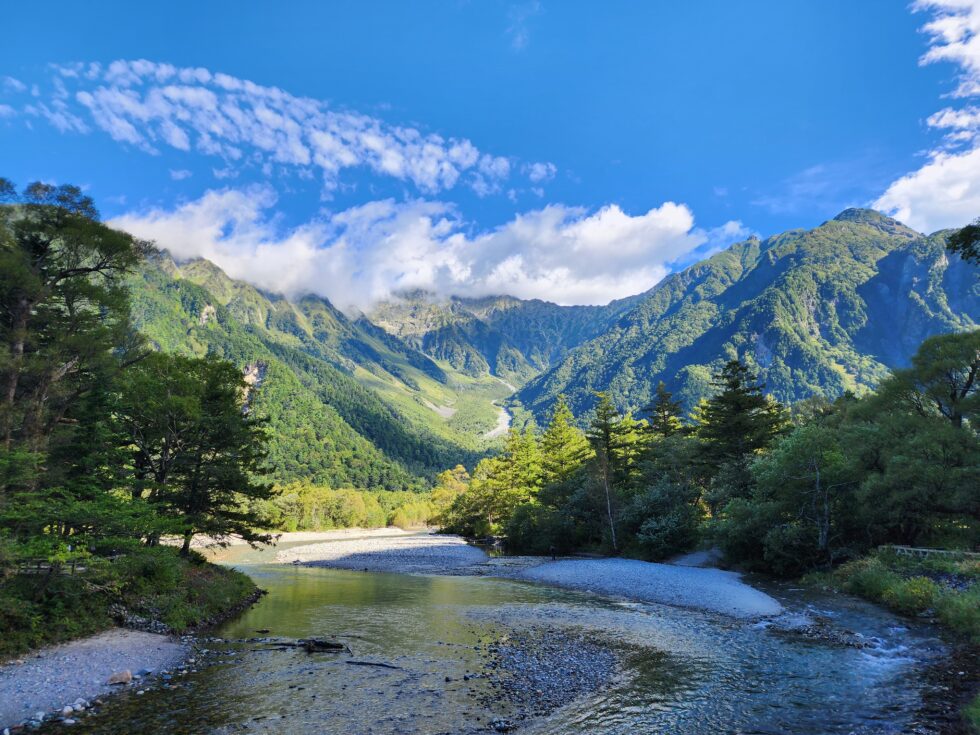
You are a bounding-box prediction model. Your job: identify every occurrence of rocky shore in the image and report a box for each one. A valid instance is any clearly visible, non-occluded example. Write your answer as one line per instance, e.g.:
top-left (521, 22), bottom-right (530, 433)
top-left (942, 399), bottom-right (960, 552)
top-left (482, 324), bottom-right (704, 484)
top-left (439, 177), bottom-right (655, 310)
top-left (0, 629), bottom-right (188, 730)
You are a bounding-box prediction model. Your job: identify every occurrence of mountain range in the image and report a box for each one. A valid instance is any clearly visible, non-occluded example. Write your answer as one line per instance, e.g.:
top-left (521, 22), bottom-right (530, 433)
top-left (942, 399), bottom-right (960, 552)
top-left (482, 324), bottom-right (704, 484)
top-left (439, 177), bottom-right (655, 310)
top-left (129, 208), bottom-right (979, 486)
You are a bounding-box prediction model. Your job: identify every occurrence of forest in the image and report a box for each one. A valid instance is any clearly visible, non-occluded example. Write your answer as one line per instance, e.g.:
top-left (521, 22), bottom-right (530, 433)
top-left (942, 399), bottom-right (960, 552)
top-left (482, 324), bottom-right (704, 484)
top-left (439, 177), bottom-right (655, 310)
top-left (437, 330), bottom-right (980, 636)
top-left (0, 180), bottom-right (272, 653)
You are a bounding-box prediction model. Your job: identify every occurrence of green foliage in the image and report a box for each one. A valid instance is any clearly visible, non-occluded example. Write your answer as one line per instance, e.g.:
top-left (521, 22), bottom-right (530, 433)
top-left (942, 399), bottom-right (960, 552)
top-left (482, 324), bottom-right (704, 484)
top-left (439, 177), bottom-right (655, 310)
top-left (0, 183), bottom-right (260, 656)
top-left (880, 576), bottom-right (940, 615)
top-left (696, 360), bottom-right (787, 511)
top-left (518, 210), bottom-right (979, 422)
top-left (0, 547), bottom-right (257, 658)
top-left (115, 352), bottom-right (274, 554)
top-left (252, 481), bottom-right (435, 531)
top-left (540, 395), bottom-right (590, 485)
top-left (719, 331), bottom-right (980, 574)
top-left (947, 217), bottom-right (980, 265)
top-left (936, 588), bottom-right (980, 644)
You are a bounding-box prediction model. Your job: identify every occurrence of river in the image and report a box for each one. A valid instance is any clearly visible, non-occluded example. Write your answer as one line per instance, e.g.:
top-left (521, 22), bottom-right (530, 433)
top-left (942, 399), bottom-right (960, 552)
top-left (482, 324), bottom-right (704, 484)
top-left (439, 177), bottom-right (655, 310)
top-left (52, 539), bottom-right (950, 734)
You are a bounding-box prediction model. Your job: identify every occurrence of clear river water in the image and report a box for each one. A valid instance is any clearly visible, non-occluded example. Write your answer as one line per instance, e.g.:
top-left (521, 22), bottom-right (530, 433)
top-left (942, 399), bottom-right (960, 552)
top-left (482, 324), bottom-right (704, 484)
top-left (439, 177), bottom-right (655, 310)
top-left (53, 539), bottom-right (950, 734)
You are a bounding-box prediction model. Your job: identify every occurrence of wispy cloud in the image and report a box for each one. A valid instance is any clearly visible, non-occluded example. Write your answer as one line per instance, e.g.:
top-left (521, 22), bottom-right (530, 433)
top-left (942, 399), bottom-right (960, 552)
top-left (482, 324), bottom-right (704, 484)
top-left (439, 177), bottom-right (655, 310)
top-left (506, 1), bottom-right (542, 50)
top-left (874, 1), bottom-right (980, 232)
top-left (169, 168), bottom-right (192, 181)
top-left (11, 59), bottom-right (554, 197)
top-left (753, 156), bottom-right (896, 217)
top-left (111, 187), bottom-right (744, 309)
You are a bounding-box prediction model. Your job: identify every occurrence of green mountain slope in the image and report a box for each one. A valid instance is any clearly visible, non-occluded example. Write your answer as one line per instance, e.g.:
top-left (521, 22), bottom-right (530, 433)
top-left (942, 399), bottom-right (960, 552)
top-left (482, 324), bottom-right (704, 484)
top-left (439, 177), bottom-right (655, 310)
top-left (369, 292), bottom-right (639, 387)
top-left (516, 209), bottom-right (980, 420)
top-left (129, 253), bottom-right (496, 488)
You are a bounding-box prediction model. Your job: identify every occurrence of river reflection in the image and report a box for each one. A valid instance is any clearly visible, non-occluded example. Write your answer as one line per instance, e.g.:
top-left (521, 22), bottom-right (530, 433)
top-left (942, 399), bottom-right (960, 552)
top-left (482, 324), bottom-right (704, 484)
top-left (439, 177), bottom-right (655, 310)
top-left (48, 544), bottom-right (947, 735)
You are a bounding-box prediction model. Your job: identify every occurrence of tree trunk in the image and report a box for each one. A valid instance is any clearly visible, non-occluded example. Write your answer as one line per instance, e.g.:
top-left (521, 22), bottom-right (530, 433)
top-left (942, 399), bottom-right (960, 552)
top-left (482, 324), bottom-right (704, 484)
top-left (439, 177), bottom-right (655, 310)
top-left (601, 458), bottom-right (618, 552)
top-left (3, 298), bottom-right (30, 448)
top-left (180, 530), bottom-right (193, 557)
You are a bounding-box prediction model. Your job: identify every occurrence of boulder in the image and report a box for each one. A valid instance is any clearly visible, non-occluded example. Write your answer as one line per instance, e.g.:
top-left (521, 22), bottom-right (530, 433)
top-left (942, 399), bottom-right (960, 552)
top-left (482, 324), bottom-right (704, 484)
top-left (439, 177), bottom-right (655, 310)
top-left (107, 669), bottom-right (132, 685)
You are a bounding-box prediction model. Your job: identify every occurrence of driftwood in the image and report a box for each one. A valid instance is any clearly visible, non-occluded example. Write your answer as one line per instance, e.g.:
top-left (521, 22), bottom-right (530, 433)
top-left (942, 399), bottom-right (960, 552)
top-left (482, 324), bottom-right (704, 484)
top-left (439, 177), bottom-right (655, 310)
top-left (238, 637), bottom-right (352, 654)
top-left (301, 638), bottom-right (347, 653)
top-left (345, 660), bottom-right (401, 670)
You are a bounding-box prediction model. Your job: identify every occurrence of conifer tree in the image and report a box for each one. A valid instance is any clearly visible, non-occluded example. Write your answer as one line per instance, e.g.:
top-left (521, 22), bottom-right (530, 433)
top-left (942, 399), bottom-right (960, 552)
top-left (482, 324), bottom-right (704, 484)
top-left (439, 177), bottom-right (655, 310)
top-left (540, 395), bottom-right (589, 485)
top-left (696, 360), bottom-right (786, 511)
top-left (645, 381), bottom-right (685, 438)
top-left (587, 392), bottom-right (623, 551)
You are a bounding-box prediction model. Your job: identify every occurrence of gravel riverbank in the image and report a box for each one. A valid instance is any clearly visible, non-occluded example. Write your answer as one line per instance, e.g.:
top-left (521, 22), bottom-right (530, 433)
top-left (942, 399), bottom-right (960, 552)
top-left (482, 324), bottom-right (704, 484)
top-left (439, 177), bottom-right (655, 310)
top-left (275, 534), bottom-right (488, 572)
top-left (278, 533), bottom-right (783, 619)
top-left (0, 629), bottom-right (188, 729)
top-left (517, 559), bottom-right (784, 619)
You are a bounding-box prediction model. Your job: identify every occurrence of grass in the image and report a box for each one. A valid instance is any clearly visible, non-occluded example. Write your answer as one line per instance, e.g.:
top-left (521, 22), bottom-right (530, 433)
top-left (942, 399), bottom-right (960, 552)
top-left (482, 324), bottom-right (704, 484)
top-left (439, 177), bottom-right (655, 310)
top-left (0, 546), bottom-right (257, 660)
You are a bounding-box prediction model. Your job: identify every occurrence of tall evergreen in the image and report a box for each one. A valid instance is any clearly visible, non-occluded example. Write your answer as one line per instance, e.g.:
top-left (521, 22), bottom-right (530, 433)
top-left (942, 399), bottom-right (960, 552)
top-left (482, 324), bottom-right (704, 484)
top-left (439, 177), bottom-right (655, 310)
top-left (644, 381), bottom-right (685, 438)
top-left (696, 360), bottom-right (786, 511)
top-left (586, 392), bottom-right (623, 551)
top-left (540, 395), bottom-right (589, 485)
top-left (115, 352), bottom-right (273, 554)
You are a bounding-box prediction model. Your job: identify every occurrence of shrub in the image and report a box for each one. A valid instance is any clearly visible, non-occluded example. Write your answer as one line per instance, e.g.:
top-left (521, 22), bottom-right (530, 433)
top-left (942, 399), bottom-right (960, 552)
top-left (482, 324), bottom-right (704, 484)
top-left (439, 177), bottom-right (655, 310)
top-left (505, 504), bottom-right (579, 555)
top-left (881, 576), bottom-right (939, 615)
top-left (935, 588), bottom-right (980, 644)
top-left (834, 557), bottom-right (902, 602)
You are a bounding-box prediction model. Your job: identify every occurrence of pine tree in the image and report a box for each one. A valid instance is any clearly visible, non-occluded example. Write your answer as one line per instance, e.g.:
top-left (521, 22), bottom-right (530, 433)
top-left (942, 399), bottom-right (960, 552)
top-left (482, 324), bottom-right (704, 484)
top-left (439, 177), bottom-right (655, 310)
top-left (698, 361), bottom-right (786, 465)
top-left (116, 353), bottom-right (273, 554)
top-left (645, 381), bottom-right (685, 438)
top-left (697, 360), bottom-right (786, 511)
top-left (540, 395), bottom-right (589, 485)
top-left (586, 392), bottom-right (623, 551)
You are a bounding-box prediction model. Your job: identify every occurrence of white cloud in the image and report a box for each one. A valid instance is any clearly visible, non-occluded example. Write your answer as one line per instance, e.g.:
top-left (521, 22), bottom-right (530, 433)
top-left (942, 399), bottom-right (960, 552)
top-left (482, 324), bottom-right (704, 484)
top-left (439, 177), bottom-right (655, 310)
top-left (525, 161), bottom-right (557, 182)
top-left (20, 59), bottom-right (549, 196)
top-left (111, 188), bottom-right (742, 308)
top-left (875, 1), bottom-right (980, 231)
top-left (0, 105), bottom-right (15, 118)
top-left (169, 168), bottom-right (192, 180)
top-left (2, 76), bottom-right (26, 93)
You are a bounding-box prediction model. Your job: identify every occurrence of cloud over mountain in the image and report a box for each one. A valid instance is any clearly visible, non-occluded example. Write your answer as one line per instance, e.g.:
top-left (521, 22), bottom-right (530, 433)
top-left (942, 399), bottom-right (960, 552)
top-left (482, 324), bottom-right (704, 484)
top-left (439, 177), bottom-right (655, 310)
top-left (111, 188), bottom-right (745, 309)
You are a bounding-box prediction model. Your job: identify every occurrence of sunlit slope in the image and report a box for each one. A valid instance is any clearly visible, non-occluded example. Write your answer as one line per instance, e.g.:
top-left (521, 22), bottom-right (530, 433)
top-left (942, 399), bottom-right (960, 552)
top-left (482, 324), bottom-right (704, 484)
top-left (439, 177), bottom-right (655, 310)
top-left (517, 209), bottom-right (980, 420)
top-left (129, 253), bottom-right (502, 488)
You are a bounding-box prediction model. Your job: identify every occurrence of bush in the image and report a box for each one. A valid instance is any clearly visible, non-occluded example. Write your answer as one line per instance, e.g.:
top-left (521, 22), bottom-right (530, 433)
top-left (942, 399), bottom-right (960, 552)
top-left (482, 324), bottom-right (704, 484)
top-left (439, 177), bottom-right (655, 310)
top-left (964, 692), bottom-right (980, 735)
top-left (881, 576), bottom-right (940, 615)
top-left (505, 504), bottom-right (580, 555)
top-left (834, 557), bottom-right (902, 602)
top-left (935, 587), bottom-right (980, 643)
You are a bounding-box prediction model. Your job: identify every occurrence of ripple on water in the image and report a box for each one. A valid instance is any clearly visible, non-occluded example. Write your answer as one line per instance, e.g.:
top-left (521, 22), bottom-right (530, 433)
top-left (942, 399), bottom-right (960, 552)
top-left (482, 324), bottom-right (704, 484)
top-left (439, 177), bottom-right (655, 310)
top-left (40, 564), bottom-right (947, 735)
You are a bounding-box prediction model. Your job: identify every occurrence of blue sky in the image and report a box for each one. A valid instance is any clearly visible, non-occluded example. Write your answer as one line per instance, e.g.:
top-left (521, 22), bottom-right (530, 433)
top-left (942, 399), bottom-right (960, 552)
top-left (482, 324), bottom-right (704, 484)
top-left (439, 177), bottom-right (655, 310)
top-left (2, 1), bottom-right (979, 307)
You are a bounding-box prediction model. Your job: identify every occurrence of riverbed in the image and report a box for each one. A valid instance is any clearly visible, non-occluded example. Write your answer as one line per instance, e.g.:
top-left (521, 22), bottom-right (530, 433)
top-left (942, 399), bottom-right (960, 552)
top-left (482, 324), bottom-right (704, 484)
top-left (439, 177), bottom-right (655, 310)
top-left (45, 538), bottom-right (951, 734)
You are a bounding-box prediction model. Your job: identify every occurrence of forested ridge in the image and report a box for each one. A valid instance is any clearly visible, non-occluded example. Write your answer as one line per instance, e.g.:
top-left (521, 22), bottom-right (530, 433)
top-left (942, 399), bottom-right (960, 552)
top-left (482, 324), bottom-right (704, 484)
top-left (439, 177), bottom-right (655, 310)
top-left (516, 209), bottom-right (980, 422)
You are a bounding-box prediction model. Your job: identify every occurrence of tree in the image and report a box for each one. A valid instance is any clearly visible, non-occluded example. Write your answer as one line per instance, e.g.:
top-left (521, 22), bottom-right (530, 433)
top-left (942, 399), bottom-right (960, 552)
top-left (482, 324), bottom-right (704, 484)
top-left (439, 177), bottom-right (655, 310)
top-left (696, 360), bottom-right (786, 511)
top-left (540, 395), bottom-right (589, 485)
top-left (116, 353), bottom-right (273, 554)
top-left (878, 329), bottom-right (979, 429)
top-left (947, 217), bottom-right (980, 265)
top-left (430, 465), bottom-right (470, 523)
top-left (748, 423), bottom-right (858, 572)
top-left (644, 381), bottom-right (685, 438)
top-left (586, 392), bottom-right (624, 551)
top-left (0, 182), bottom-right (143, 453)
top-left (0, 180), bottom-right (145, 561)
